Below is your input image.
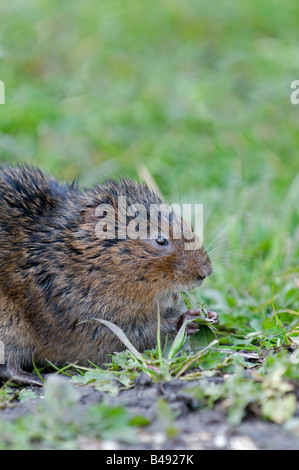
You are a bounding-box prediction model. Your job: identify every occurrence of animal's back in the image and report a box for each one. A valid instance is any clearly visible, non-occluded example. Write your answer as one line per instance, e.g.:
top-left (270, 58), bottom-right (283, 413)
top-left (0, 166), bottom-right (83, 385)
top-left (0, 165), bottom-right (73, 223)
top-left (0, 165), bottom-right (79, 292)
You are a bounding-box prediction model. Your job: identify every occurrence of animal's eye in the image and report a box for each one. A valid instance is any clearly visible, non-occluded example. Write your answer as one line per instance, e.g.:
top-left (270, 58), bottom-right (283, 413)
top-left (156, 236), bottom-right (168, 246)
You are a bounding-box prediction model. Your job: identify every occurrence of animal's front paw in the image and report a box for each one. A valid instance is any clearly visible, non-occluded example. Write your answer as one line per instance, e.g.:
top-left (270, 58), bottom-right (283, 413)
top-left (177, 308), bottom-right (218, 336)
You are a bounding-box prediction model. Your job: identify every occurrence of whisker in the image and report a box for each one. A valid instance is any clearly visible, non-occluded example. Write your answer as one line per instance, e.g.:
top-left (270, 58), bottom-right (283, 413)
top-left (212, 261), bottom-right (244, 272)
top-left (204, 225), bottom-right (229, 252)
top-left (206, 240), bottom-right (232, 255)
top-left (209, 250), bottom-right (255, 262)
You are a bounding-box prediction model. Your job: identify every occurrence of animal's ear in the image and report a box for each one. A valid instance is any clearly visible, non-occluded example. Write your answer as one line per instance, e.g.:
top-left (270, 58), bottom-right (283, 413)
top-left (80, 204), bottom-right (98, 225)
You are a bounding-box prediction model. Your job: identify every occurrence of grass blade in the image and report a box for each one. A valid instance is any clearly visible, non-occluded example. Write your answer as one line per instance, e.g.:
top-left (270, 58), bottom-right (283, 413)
top-left (91, 318), bottom-right (147, 366)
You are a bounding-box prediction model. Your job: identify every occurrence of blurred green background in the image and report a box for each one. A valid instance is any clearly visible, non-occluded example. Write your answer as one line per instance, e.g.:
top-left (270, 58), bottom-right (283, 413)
top-left (0, 0), bottom-right (298, 316)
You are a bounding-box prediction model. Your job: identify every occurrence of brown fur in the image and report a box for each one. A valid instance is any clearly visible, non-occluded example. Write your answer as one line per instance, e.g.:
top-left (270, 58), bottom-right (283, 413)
top-left (0, 166), bottom-right (212, 385)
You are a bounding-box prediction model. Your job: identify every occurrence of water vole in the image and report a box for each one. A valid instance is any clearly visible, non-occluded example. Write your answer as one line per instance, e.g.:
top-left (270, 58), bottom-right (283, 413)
top-left (0, 165), bottom-right (215, 385)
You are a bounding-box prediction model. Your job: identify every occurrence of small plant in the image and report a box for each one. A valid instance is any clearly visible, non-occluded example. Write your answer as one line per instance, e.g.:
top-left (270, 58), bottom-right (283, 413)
top-left (0, 375), bottom-right (142, 450)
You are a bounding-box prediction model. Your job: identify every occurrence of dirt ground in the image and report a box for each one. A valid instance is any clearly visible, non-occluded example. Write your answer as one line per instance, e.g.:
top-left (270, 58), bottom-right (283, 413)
top-left (1, 375), bottom-right (299, 450)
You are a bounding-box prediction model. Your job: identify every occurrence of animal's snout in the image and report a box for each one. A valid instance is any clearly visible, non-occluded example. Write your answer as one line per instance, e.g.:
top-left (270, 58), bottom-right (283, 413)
top-left (198, 258), bottom-right (213, 280)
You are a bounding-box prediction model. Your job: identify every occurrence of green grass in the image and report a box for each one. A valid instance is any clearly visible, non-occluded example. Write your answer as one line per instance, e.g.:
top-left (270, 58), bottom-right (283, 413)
top-left (0, 0), bottom-right (299, 449)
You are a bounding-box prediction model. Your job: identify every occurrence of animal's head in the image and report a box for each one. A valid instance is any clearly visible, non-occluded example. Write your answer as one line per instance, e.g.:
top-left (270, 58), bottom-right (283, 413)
top-left (76, 179), bottom-right (212, 304)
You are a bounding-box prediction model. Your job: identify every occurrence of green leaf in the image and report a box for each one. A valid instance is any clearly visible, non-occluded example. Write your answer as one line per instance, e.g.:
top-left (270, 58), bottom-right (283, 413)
top-left (18, 389), bottom-right (39, 404)
top-left (129, 415), bottom-right (151, 426)
top-left (181, 291), bottom-right (193, 309)
top-left (190, 324), bottom-right (217, 349)
top-left (262, 395), bottom-right (297, 424)
top-left (167, 320), bottom-right (188, 359)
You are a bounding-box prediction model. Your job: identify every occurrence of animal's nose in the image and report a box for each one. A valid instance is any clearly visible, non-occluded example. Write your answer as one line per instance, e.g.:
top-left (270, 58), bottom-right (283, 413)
top-left (197, 260), bottom-right (213, 280)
